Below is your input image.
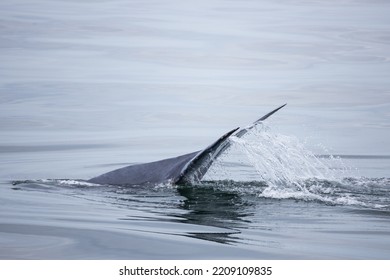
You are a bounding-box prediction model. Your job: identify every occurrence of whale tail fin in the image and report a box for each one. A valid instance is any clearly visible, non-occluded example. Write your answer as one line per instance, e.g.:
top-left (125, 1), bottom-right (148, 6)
top-left (89, 104), bottom-right (287, 186)
top-left (235, 103), bottom-right (287, 138)
top-left (176, 104), bottom-right (287, 184)
top-left (254, 103), bottom-right (287, 124)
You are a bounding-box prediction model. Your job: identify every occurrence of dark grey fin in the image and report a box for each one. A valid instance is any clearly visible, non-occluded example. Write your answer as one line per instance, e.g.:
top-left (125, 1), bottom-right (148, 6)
top-left (235, 103), bottom-right (287, 138)
top-left (175, 127), bottom-right (239, 185)
top-left (254, 103), bottom-right (287, 123)
top-left (215, 104), bottom-right (287, 159)
top-left (175, 104), bottom-right (286, 185)
top-left (89, 104), bottom-right (286, 186)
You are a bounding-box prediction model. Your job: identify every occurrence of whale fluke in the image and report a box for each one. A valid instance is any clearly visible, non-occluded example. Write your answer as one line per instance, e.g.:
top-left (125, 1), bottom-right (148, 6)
top-left (209, 103), bottom-right (287, 164)
top-left (175, 127), bottom-right (239, 184)
top-left (88, 104), bottom-right (286, 186)
top-left (236, 103), bottom-right (287, 138)
top-left (255, 103), bottom-right (287, 123)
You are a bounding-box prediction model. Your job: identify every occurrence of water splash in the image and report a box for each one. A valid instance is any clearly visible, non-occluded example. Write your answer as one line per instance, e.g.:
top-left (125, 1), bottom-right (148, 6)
top-left (203, 124), bottom-right (390, 209)
top-left (206, 123), bottom-right (348, 184)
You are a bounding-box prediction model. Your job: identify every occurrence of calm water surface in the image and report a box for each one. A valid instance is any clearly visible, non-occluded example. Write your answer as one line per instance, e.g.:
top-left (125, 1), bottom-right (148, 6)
top-left (1, 0), bottom-right (390, 259)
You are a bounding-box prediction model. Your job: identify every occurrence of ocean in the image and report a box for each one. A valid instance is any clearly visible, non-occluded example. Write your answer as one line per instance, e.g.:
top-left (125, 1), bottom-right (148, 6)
top-left (0, 0), bottom-right (389, 259)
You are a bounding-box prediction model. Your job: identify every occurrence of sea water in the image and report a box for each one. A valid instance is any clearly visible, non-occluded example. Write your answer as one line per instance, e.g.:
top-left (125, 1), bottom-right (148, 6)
top-left (1, 0), bottom-right (390, 259)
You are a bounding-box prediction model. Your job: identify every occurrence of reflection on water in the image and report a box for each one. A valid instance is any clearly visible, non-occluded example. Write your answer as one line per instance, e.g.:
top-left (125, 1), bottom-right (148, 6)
top-left (177, 185), bottom-right (252, 244)
top-left (103, 182), bottom-right (252, 245)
